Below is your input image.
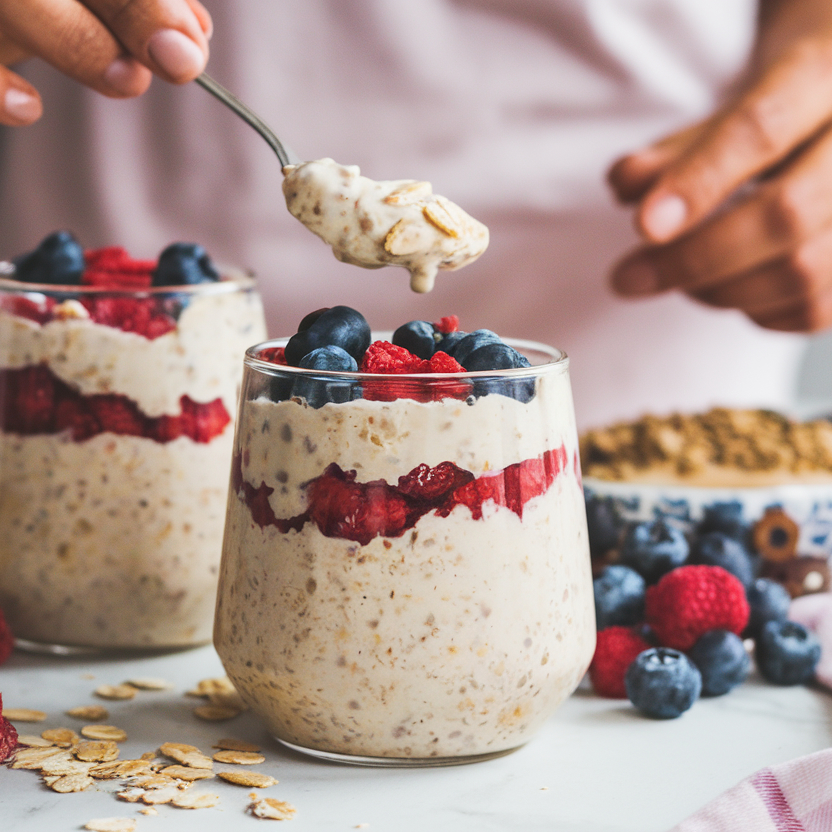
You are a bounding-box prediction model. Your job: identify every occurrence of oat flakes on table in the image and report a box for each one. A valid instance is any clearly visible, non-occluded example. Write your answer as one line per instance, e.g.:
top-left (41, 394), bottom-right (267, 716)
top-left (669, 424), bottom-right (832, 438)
top-left (89, 759), bottom-right (152, 779)
top-left (41, 727), bottom-right (79, 747)
top-left (213, 749), bottom-right (266, 765)
top-left (75, 740), bottom-right (120, 762)
top-left (122, 773), bottom-right (177, 790)
top-left (3, 708), bottom-right (47, 722)
top-left (213, 738), bottom-right (261, 753)
top-left (138, 807), bottom-right (158, 816)
top-left (94, 684), bottom-right (137, 701)
top-left (80, 725), bottom-right (127, 742)
top-left (67, 705), bottom-right (109, 721)
top-left (186, 677), bottom-right (237, 698)
top-left (46, 771), bottom-right (94, 792)
top-left (84, 819), bottom-right (137, 832)
top-left (193, 704), bottom-right (242, 721)
top-left (39, 757), bottom-right (94, 777)
top-left (171, 790), bottom-right (221, 809)
top-left (16, 734), bottom-right (54, 747)
top-left (124, 677), bottom-right (170, 691)
top-left (248, 794), bottom-right (297, 820)
top-left (217, 770), bottom-right (277, 788)
top-left (10, 745), bottom-right (69, 769)
top-left (160, 764), bottom-right (214, 781)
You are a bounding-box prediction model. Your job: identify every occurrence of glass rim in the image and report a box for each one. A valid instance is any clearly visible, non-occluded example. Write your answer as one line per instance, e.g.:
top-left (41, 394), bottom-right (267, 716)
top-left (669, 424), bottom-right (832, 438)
top-left (0, 262), bottom-right (257, 297)
top-left (244, 335), bottom-right (569, 380)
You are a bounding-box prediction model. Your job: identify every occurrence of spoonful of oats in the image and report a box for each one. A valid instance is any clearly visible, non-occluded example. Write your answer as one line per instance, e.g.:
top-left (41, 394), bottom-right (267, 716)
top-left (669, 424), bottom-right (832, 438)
top-left (196, 75), bottom-right (489, 293)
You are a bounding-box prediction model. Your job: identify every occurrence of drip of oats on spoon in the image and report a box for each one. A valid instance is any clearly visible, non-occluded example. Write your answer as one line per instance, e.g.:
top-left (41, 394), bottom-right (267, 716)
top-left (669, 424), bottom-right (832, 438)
top-left (196, 74), bottom-right (488, 293)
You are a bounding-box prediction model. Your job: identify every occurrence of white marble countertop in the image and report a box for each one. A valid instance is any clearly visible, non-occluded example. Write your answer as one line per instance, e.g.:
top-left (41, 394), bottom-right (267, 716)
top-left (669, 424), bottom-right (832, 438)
top-left (1, 645), bottom-right (830, 832)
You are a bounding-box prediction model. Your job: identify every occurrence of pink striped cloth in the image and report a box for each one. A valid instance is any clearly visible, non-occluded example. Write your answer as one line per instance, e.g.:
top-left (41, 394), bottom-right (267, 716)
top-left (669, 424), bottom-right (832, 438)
top-left (669, 593), bottom-right (832, 831)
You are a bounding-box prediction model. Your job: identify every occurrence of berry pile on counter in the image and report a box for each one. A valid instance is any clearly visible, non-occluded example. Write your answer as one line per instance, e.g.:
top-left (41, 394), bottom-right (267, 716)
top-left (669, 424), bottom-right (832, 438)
top-left (258, 306), bottom-right (536, 404)
top-left (2, 231), bottom-right (222, 338)
top-left (586, 495), bottom-right (822, 718)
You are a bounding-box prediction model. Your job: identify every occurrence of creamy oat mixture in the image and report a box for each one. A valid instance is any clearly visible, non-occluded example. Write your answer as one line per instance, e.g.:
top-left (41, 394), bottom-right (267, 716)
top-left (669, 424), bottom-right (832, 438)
top-left (0, 281), bottom-right (266, 648)
top-left (282, 158), bottom-right (489, 293)
top-left (215, 370), bottom-right (595, 759)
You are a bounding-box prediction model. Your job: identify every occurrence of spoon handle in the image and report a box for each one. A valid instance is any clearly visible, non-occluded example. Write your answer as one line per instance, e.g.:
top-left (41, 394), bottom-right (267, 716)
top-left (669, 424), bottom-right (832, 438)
top-left (195, 72), bottom-right (298, 167)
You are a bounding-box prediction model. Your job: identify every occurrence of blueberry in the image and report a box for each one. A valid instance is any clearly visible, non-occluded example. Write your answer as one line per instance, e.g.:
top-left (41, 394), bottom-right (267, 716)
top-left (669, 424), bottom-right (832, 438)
top-left (450, 330), bottom-right (502, 367)
top-left (436, 330), bottom-right (467, 356)
top-left (755, 620), bottom-right (821, 685)
top-left (153, 242), bottom-right (220, 286)
top-left (298, 307), bottom-right (330, 331)
top-left (619, 519), bottom-right (689, 584)
top-left (698, 501), bottom-right (750, 542)
top-left (464, 342), bottom-right (531, 372)
top-left (745, 578), bottom-right (792, 639)
top-left (585, 493), bottom-right (625, 558)
top-left (12, 231), bottom-right (85, 285)
top-left (393, 320), bottom-right (437, 359)
top-left (689, 531), bottom-right (755, 588)
top-left (688, 630), bottom-right (750, 696)
top-left (292, 346), bottom-right (359, 408)
top-left (625, 647), bottom-right (702, 718)
top-left (593, 565), bottom-right (645, 630)
top-left (285, 306), bottom-right (370, 366)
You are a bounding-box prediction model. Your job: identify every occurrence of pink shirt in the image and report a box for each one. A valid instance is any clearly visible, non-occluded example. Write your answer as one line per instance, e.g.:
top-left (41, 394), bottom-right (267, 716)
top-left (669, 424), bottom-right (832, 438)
top-left (0, 0), bottom-right (804, 429)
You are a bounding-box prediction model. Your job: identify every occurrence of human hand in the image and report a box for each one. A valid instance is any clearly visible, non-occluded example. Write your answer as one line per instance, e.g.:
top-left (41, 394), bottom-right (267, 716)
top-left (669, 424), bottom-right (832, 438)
top-left (608, 31), bottom-right (832, 332)
top-left (0, 0), bottom-right (212, 127)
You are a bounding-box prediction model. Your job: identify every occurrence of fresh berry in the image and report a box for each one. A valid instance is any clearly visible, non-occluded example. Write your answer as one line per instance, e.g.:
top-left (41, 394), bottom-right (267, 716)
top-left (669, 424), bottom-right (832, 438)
top-left (83, 246), bottom-right (155, 288)
top-left (593, 565), bottom-right (646, 630)
top-left (0, 294), bottom-right (57, 324)
top-left (585, 493), bottom-right (625, 559)
top-left (434, 315), bottom-right (459, 334)
top-left (0, 608), bottom-right (13, 666)
top-left (285, 306), bottom-right (371, 366)
top-left (83, 296), bottom-right (176, 338)
top-left (89, 396), bottom-right (146, 436)
top-left (0, 694), bottom-right (18, 763)
top-left (449, 329), bottom-right (501, 366)
top-left (436, 330), bottom-right (467, 355)
top-left (297, 307), bottom-right (330, 331)
top-left (12, 231), bottom-right (85, 285)
top-left (645, 565), bottom-right (750, 650)
top-left (619, 519), bottom-right (689, 584)
top-left (259, 346), bottom-right (287, 365)
top-left (3, 365), bottom-right (57, 434)
top-left (361, 341), bottom-right (424, 374)
top-left (464, 341), bottom-right (531, 372)
top-left (588, 626), bottom-right (651, 698)
top-left (625, 647), bottom-right (702, 718)
top-left (294, 346), bottom-right (359, 408)
top-left (697, 500), bottom-right (750, 542)
top-left (152, 242), bottom-right (220, 286)
top-left (745, 577), bottom-right (792, 639)
top-left (688, 630), bottom-right (750, 696)
top-left (689, 531), bottom-right (754, 588)
top-left (755, 620), bottom-right (821, 685)
top-left (392, 320), bottom-right (437, 359)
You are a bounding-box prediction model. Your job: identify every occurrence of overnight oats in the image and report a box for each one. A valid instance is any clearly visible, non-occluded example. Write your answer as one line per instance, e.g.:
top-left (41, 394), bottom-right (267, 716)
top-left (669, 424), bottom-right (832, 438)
top-left (215, 308), bottom-right (595, 765)
top-left (0, 232), bottom-right (267, 650)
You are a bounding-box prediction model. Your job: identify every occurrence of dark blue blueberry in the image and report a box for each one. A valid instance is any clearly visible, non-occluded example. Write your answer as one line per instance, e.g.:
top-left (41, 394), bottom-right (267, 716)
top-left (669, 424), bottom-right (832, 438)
top-left (625, 647), bottom-right (701, 719)
top-left (620, 519), bottom-right (689, 584)
top-left (392, 320), bottom-right (437, 360)
top-left (688, 630), bottom-right (750, 696)
top-left (153, 242), bottom-right (220, 286)
top-left (292, 346), bottom-right (359, 408)
top-left (436, 330), bottom-right (467, 356)
top-left (698, 501), bottom-right (750, 542)
top-left (298, 307), bottom-right (330, 332)
top-left (745, 578), bottom-right (792, 639)
top-left (593, 565), bottom-right (645, 630)
top-left (464, 342), bottom-right (531, 372)
top-left (450, 330), bottom-right (502, 367)
top-left (285, 306), bottom-right (371, 366)
top-left (689, 531), bottom-right (755, 588)
top-left (12, 231), bottom-right (85, 285)
top-left (585, 493), bottom-right (625, 558)
top-left (755, 620), bottom-right (821, 686)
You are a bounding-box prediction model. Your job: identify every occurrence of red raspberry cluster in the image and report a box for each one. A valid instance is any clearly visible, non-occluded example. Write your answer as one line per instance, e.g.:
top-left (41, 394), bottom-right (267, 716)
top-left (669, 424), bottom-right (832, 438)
top-left (590, 565), bottom-right (749, 698)
top-left (0, 693), bottom-right (17, 763)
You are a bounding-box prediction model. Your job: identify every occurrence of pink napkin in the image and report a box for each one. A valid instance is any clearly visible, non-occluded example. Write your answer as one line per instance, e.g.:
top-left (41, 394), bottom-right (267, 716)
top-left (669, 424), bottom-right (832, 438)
top-left (668, 592), bottom-right (832, 830)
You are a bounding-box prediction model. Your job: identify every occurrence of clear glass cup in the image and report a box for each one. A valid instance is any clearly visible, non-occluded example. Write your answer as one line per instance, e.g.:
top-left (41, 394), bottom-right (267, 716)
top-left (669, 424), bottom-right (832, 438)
top-left (215, 337), bottom-right (596, 766)
top-left (0, 269), bottom-right (267, 651)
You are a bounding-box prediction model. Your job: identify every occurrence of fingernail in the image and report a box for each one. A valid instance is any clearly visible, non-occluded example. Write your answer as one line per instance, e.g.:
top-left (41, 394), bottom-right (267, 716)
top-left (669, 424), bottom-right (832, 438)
top-left (4, 87), bottom-right (40, 122)
top-left (643, 194), bottom-right (687, 240)
top-left (147, 29), bottom-right (206, 79)
top-left (103, 57), bottom-right (143, 95)
top-left (612, 260), bottom-right (660, 296)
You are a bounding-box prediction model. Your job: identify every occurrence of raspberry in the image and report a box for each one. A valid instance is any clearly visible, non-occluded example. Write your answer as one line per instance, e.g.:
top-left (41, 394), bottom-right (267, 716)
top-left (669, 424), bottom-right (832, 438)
top-left (259, 346), bottom-right (287, 365)
top-left (0, 693), bottom-right (18, 763)
top-left (589, 626), bottom-right (652, 698)
top-left (184, 397), bottom-right (231, 443)
top-left (0, 608), bottom-right (13, 666)
top-left (645, 565), bottom-right (749, 651)
top-left (54, 398), bottom-right (98, 441)
top-left (83, 247), bottom-right (155, 288)
top-left (434, 315), bottom-right (460, 334)
top-left (361, 341), bottom-right (426, 374)
top-left (397, 461), bottom-right (474, 503)
top-left (3, 365), bottom-right (56, 433)
top-left (89, 395), bottom-right (146, 436)
top-left (0, 294), bottom-right (56, 324)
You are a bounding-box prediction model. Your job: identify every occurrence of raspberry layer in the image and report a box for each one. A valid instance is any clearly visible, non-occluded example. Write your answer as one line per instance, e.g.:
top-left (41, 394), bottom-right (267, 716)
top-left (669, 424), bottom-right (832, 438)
top-left (232, 445), bottom-right (568, 545)
top-left (0, 364), bottom-right (230, 443)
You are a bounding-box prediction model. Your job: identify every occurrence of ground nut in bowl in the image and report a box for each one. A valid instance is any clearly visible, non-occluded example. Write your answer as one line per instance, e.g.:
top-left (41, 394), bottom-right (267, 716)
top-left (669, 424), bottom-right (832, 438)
top-left (0, 235), bottom-right (267, 651)
top-left (215, 318), bottom-right (595, 766)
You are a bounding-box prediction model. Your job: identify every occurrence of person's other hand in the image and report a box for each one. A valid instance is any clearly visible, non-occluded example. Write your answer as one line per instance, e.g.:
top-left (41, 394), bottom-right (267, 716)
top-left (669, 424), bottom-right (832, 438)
top-left (0, 0), bottom-right (212, 126)
top-left (608, 30), bottom-right (832, 332)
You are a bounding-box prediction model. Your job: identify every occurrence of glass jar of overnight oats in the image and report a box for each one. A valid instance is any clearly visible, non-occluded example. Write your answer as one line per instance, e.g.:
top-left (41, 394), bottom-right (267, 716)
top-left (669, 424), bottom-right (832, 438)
top-left (215, 337), bottom-right (596, 766)
top-left (0, 265), bottom-right (267, 651)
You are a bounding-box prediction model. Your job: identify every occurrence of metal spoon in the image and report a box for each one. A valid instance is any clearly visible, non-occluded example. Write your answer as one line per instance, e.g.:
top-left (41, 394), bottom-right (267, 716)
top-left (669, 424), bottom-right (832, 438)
top-left (195, 72), bottom-right (300, 167)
